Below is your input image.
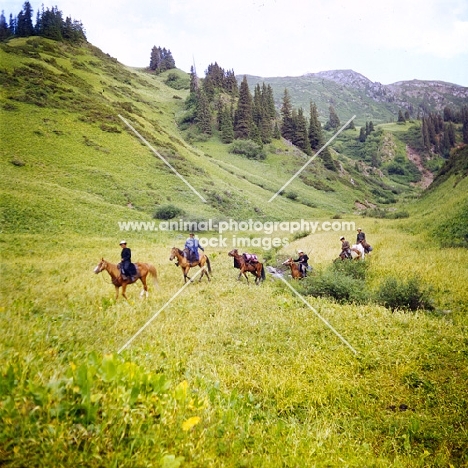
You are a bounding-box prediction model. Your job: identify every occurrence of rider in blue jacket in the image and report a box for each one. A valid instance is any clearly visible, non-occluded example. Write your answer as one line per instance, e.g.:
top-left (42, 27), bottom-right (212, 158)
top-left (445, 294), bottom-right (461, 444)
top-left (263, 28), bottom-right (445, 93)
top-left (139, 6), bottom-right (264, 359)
top-left (184, 233), bottom-right (204, 262)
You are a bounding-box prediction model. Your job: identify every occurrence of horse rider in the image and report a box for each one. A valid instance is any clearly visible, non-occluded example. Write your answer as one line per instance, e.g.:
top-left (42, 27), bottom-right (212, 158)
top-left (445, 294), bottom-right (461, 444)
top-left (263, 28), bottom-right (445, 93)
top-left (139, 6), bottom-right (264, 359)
top-left (356, 228), bottom-right (372, 253)
top-left (293, 249), bottom-right (310, 276)
top-left (340, 236), bottom-right (351, 259)
top-left (184, 232), bottom-right (204, 262)
top-left (356, 228), bottom-right (366, 244)
top-left (120, 240), bottom-right (136, 278)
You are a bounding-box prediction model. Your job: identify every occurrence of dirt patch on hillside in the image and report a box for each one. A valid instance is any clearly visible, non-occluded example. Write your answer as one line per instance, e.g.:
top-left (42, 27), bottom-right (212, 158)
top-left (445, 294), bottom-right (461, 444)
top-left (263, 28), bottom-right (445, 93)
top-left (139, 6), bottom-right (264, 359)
top-left (406, 146), bottom-right (434, 189)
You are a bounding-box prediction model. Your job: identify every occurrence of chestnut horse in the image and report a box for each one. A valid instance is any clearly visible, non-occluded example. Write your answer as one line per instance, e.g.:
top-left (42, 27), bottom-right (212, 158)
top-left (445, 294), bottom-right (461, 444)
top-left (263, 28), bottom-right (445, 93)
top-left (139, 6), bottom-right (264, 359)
top-left (94, 258), bottom-right (158, 300)
top-left (282, 258), bottom-right (306, 279)
top-left (169, 247), bottom-right (212, 283)
top-left (228, 249), bottom-right (265, 285)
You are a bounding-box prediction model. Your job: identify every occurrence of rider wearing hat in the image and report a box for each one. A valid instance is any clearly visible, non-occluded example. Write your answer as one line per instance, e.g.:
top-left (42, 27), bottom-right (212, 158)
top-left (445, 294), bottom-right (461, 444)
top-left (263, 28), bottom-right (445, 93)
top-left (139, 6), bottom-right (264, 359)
top-left (340, 236), bottom-right (351, 259)
top-left (293, 249), bottom-right (310, 276)
top-left (120, 240), bottom-right (136, 278)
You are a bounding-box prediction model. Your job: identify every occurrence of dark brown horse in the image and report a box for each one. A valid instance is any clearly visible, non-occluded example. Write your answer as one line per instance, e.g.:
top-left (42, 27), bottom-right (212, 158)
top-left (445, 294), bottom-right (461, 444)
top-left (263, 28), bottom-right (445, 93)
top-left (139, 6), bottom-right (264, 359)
top-left (228, 249), bottom-right (265, 285)
top-left (94, 258), bottom-right (158, 300)
top-left (282, 258), bottom-right (306, 279)
top-left (169, 247), bottom-right (212, 283)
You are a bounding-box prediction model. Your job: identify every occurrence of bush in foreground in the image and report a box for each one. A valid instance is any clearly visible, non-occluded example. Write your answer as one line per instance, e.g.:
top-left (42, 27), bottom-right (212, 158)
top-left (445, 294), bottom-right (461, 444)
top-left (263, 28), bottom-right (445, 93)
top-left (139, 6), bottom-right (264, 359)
top-left (376, 276), bottom-right (434, 311)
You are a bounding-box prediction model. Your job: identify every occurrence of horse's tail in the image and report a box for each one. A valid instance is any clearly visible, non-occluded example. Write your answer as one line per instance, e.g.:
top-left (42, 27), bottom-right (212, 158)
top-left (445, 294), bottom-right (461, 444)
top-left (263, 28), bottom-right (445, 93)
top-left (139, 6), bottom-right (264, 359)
top-left (261, 264), bottom-right (265, 281)
top-left (205, 256), bottom-right (212, 274)
top-left (148, 264), bottom-right (159, 288)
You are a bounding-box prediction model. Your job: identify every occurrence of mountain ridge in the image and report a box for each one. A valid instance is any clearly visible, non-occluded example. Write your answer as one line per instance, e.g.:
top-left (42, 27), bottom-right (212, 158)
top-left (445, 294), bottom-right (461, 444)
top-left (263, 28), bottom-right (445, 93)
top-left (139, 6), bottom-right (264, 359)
top-left (242, 69), bottom-right (468, 124)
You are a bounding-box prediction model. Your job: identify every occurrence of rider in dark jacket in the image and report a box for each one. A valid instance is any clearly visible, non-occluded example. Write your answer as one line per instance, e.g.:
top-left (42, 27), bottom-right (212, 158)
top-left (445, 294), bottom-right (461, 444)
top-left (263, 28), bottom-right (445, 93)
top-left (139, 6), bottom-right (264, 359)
top-left (120, 240), bottom-right (136, 278)
top-left (356, 228), bottom-right (366, 244)
top-left (293, 249), bottom-right (309, 276)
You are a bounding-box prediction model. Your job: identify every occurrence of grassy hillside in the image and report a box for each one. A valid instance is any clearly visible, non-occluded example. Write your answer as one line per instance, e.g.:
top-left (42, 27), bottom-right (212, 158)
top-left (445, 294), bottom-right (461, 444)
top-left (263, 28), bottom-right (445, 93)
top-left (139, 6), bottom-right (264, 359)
top-left (1, 36), bottom-right (429, 236)
top-left (1, 37), bottom-right (468, 467)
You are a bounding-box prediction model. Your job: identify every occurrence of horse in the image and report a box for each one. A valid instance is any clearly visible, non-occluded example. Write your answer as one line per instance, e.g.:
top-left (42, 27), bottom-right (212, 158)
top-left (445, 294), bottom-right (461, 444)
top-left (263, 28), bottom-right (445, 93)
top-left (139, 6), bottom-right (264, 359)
top-left (94, 258), bottom-right (158, 300)
top-left (282, 258), bottom-right (306, 279)
top-left (336, 244), bottom-right (365, 262)
top-left (228, 249), bottom-right (265, 285)
top-left (360, 240), bottom-right (373, 255)
top-left (169, 247), bottom-right (212, 283)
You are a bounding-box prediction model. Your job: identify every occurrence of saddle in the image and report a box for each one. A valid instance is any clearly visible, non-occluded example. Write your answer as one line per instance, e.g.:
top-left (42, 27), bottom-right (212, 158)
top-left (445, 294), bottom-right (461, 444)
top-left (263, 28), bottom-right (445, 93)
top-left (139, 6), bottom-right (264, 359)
top-left (184, 248), bottom-right (199, 263)
top-left (118, 262), bottom-right (138, 281)
top-left (242, 253), bottom-right (258, 263)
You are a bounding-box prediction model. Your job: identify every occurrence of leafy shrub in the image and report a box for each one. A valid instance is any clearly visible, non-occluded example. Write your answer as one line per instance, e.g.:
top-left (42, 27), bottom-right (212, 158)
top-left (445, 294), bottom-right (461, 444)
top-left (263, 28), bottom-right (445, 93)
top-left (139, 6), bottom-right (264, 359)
top-left (154, 204), bottom-right (184, 220)
top-left (165, 72), bottom-right (190, 90)
top-left (376, 276), bottom-right (434, 311)
top-left (286, 191), bottom-right (298, 200)
top-left (299, 270), bottom-right (370, 304)
top-left (331, 258), bottom-right (369, 280)
top-left (229, 140), bottom-right (266, 160)
top-left (386, 210), bottom-right (410, 219)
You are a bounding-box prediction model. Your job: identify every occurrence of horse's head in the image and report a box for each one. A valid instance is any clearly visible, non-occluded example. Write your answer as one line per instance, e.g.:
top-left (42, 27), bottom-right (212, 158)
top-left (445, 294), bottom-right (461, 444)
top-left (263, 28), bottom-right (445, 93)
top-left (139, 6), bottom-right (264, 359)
top-left (282, 258), bottom-right (293, 266)
top-left (228, 249), bottom-right (238, 257)
top-left (94, 258), bottom-right (108, 274)
top-left (169, 247), bottom-right (181, 261)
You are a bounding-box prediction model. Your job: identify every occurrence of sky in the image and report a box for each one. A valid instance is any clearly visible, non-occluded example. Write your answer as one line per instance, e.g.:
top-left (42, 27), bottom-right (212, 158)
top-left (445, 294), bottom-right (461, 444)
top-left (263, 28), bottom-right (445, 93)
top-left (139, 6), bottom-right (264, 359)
top-left (3, 0), bottom-right (468, 86)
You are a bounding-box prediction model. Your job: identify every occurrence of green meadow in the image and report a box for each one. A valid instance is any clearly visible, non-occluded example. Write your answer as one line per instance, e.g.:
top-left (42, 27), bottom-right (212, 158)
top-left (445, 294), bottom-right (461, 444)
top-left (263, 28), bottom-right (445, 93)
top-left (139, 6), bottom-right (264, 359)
top-left (1, 37), bottom-right (468, 467)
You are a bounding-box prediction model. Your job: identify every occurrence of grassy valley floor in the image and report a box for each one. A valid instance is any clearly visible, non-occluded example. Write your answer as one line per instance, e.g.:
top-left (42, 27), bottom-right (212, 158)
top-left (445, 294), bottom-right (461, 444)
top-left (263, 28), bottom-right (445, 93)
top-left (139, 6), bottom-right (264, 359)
top-left (1, 218), bottom-right (467, 467)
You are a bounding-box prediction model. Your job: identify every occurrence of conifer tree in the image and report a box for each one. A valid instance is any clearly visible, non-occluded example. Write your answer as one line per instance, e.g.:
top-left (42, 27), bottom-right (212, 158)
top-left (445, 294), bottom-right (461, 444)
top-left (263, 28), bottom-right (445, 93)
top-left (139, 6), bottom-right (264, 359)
top-left (294, 107), bottom-right (311, 155)
top-left (234, 76), bottom-right (253, 139)
top-left (189, 66), bottom-right (198, 93)
top-left (308, 102), bottom-right (321, 150)
top-left (195, 89), bottom-right (212, 135)
top-left (280, 89), bottom-right (295, 142)
top-left (325, 105), bottom-right (340, 130)
top-left (220, 105), bottom-right (234, 143)
top-left (9, 14), bottom-right (16, 35)
top-left (359, 127), bottom-right (367, 142)
top-left (224, 69), bottom-right (238, 96)
top-left (263, 83), bottom-right (276, 120)
top-left (16, 2), bottom-right (34, 37)
top-left (273, 121), bottom-right (281, 139)
top-left (462, 106), bottom-right (468, 144)
top-left (0, 11), bottom-right (11, 40)
top-left (40, 6), bottom-right (63, 41)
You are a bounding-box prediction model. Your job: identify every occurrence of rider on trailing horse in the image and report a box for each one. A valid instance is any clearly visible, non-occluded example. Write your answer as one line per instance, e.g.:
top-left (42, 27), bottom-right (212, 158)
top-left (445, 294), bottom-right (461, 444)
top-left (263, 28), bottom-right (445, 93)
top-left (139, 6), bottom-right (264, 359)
top-left (184, 232), bottom-right (204, 262)
top-left (356, 228), bottom-right (372, 254)
top-left (119, 240), bottom-right (137, 279)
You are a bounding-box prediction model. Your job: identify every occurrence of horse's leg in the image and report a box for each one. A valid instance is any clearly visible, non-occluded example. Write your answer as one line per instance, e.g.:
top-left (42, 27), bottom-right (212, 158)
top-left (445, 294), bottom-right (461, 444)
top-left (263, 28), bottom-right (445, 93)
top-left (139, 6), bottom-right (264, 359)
top-left (140, 275), bottom-right (148, 298)
top-left (121, 283), bottom-right (128, 300)
top-left (115, 286), bottom-right (119, 300)
top-left (184, 267), bottom-right (192, 283)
